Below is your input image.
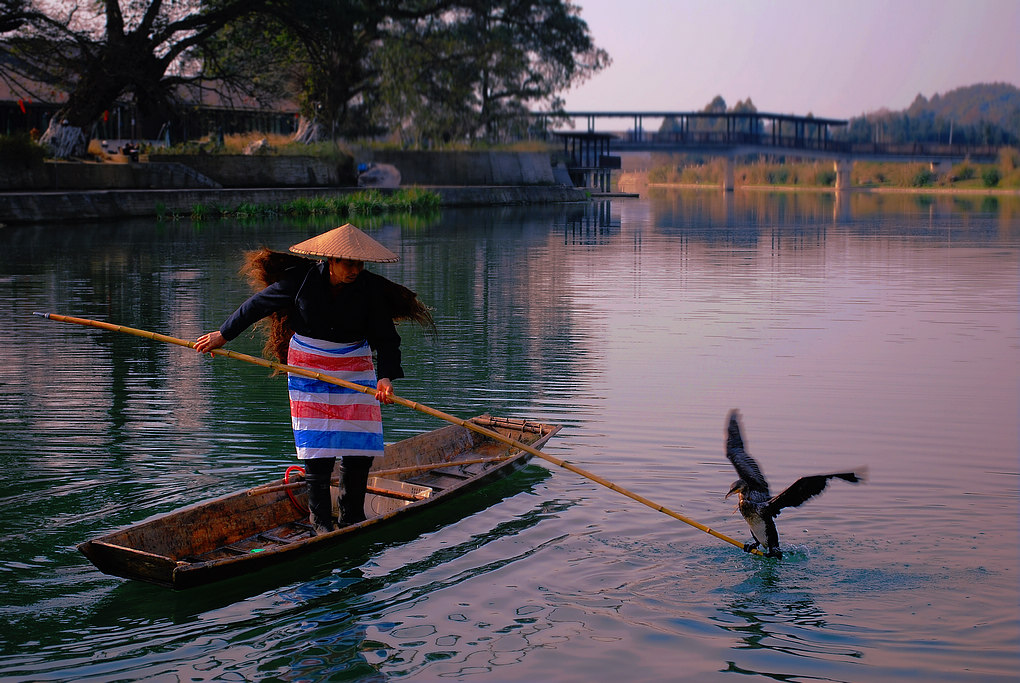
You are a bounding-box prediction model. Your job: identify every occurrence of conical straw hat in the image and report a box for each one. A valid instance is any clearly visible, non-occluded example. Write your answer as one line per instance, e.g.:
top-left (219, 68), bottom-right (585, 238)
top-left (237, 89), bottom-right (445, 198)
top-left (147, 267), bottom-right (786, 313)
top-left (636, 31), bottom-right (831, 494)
top-left (289, 223), bottom-right (399, 263)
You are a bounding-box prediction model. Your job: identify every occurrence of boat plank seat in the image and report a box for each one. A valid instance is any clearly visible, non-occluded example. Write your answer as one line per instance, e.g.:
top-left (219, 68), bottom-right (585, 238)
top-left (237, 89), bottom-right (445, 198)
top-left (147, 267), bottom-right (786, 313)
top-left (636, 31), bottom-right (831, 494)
top-left (404, 478), bottom-right (447, 492)
top-left (426, 469), bottom-right (471, 480)
top-left (366, 482), bottom-right (428, 501)
top-left (407, 473), bottom-right (468, 489)
top-left (259, 531), bottom-right (295, 545)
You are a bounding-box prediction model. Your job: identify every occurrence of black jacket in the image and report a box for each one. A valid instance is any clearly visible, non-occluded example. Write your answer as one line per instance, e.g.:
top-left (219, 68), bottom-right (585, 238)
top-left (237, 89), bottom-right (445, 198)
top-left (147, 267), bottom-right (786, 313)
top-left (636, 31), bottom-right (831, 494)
top-left (219, 260), bottom-right (404, 380)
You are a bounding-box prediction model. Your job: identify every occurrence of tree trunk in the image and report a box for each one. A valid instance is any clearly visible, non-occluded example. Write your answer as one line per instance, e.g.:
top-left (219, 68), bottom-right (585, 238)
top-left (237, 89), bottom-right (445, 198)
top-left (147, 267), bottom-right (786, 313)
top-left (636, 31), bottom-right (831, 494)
top-left (292, 116), bottom-right (325, 144)
top-left (39, 119), bottom-right (87, 158)
top-left (39, 70), bottom-right (127, 158)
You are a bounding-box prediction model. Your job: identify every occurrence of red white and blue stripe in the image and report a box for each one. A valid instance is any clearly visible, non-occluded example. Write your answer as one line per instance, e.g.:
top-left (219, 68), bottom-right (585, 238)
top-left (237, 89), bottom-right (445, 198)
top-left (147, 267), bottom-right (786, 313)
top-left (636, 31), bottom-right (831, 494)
top-left (287, 334), bottom-right (383, 459)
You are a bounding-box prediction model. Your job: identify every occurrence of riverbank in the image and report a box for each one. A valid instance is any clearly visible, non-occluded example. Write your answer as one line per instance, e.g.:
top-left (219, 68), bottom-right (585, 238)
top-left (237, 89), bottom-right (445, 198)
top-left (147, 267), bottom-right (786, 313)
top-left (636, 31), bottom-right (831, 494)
top-left (0, 184), bottom-right (590, 225)
top-left (641, 181), bottom-right (1020, 196)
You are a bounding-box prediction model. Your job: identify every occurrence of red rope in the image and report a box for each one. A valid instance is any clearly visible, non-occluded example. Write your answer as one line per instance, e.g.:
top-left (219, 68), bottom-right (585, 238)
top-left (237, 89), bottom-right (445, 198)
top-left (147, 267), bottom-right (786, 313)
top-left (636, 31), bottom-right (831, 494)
top-left (284, 465), bottom-right (309, 514)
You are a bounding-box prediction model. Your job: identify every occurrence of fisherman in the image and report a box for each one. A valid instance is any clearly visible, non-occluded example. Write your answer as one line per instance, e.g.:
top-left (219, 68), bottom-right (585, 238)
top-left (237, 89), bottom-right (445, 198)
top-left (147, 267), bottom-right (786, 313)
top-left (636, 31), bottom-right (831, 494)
top-left (195, 224), bottom-right (433, 534)
top-left (725, 410), bottom-right (866, 558)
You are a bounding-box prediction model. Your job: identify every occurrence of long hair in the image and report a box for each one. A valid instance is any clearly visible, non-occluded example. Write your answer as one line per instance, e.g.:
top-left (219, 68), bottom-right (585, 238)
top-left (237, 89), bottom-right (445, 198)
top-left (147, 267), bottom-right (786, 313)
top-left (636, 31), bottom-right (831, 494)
top-left (240, 248), bottom-right (304, 364)
top-left (240, 247), bottom-right (436, 364)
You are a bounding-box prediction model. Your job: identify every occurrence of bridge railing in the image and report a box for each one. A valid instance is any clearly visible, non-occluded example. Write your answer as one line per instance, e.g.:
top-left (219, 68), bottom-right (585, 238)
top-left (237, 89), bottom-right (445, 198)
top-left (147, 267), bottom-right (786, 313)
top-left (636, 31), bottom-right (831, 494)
top-left (582, 132), bottom-right (1000, 161)
top-left (537, 111), bottom-right (1001, 164)
top-left (637, 130), bottom-right (849, 153)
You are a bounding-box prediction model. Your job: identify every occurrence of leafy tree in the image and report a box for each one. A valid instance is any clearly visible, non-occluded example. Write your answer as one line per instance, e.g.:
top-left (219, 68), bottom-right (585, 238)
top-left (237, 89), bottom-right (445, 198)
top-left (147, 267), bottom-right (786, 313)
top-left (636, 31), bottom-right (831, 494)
top-left (692, 94), bottom-right (727, 134)
top-left (211, 0), bottom-right (450, 142)
top-left (730, 97), bottom-right (759, 135)
top-left (731, 97), bottom-right (756, 113)
top-left (375, 0), bottom-right (610, 145)
top-left (0, 0), bottom-right (28, 34)
top-left (3, 0), bottom-right (609, 152)
top-left (843, 83), bottom-right (1020, 146)
top-left (659, 96), bottom-right (759, 136)
top-left (1, 0), bottom-right (272, 156)
top-left (703, 95), bottom-right (727, 113)
top-left (287, 0), bottom-right (387, 140)
top-left (658, 117), bottom-right (678, 134)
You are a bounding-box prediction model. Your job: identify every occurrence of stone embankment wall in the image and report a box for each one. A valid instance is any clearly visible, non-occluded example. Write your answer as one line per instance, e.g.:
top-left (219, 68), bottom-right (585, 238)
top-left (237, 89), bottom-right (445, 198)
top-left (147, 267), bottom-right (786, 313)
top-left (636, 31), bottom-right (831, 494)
top-left (1, 159), bottom-right (223, 191)
top-left (147, 154), bottom-right (357, 188)
top-left (0, 151), bottom-right (586, 224)
top-left (366, 151), bottom-right (558, 186)
top-left (0, 155), bottom-right (355, 191)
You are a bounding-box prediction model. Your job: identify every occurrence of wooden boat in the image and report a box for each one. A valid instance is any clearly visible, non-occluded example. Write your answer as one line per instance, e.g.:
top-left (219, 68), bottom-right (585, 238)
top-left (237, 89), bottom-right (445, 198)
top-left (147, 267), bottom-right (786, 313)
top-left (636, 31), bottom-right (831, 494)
top-left (79, 416), bottom-right (560, 589)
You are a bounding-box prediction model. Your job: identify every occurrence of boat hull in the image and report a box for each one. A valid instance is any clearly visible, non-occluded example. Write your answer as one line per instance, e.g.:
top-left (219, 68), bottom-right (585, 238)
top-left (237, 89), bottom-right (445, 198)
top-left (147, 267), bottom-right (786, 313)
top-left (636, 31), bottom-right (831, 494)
top-left (79, 416), bottom-right (560, 589)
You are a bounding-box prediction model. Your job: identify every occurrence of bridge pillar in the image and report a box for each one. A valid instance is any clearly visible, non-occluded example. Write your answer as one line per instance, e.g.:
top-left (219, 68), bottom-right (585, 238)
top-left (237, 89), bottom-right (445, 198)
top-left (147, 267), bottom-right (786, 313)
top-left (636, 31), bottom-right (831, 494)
top-left (834, 189), bottom-right (850, 223)
top-left (834, 159), bottom-right (853, 191)
top-left (722, 157), bottom-right (735, 192)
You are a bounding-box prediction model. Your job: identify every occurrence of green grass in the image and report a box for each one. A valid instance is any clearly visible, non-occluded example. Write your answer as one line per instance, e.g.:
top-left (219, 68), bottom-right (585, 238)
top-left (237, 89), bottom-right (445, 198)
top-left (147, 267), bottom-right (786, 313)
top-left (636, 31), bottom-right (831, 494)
top-left (163, 189), bottom-right (443, 221)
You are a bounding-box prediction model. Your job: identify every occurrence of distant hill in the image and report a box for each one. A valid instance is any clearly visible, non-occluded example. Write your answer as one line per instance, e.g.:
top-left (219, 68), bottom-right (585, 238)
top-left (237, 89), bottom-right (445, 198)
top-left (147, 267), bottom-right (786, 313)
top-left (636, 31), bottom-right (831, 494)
top-left (906, 83), bottom-right (1020, 130)
top-left (847, 83), bottom-right (1020, 146)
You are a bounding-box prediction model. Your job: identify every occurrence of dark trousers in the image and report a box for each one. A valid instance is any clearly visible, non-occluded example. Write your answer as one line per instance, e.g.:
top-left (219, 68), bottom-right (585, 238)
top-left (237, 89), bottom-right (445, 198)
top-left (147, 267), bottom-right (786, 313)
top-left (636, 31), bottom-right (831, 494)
top-left (338, 456), bottom-right (373, 524)
top-left (303, 457), bottom-right (335, 534)
top-left (303, 456), bottom-right (374, 533)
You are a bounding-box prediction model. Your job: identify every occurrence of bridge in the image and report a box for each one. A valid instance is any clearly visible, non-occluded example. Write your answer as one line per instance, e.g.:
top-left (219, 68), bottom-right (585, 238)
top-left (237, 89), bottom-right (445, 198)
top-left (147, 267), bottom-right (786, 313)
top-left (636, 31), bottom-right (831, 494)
top-left (533, 110), bottom-right (1000, 191)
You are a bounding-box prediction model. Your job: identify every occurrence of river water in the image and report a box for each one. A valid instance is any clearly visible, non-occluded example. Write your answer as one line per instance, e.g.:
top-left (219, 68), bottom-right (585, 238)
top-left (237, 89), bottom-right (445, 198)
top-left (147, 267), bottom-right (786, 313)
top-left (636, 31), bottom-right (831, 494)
top-left (1, 189), bottom-right (1017, 681)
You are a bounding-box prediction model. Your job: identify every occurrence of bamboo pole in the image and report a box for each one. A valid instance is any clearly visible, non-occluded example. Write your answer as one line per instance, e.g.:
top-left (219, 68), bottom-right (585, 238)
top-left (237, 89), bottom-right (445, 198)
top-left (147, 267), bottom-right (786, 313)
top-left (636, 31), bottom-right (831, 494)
top-left (247, 480), bottom-right (430, 500)
top-left (373, 457), bottom-right (514, 478)
top-left (247, 457), bottom-right (515, 496)
top-left (35, 312), bottom-right (760, 555)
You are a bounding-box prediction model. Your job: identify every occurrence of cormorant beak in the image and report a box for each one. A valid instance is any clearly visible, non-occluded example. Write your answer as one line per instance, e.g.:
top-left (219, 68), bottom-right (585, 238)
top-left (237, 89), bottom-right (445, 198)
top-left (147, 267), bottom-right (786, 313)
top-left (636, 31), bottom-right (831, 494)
top-left (725, 481), bottom-right (742, 499)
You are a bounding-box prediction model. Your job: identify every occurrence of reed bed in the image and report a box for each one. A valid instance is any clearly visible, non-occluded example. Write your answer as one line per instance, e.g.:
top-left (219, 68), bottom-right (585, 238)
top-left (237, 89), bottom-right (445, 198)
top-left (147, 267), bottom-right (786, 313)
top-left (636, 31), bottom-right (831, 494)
top-left (158, 188), bottom-right (441, 221)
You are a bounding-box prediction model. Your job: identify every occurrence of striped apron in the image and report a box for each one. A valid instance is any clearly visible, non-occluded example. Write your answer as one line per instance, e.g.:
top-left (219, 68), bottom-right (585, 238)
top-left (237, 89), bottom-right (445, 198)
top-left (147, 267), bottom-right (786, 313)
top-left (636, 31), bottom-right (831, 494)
top-left (286, 334), bottom-right (384, 459)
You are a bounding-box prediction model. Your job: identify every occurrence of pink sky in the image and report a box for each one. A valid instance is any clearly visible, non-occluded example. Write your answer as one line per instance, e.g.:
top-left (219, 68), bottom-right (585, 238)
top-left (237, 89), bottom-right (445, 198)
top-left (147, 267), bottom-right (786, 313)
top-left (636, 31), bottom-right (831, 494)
top-left (564, 0), bottom-right (1020, 119)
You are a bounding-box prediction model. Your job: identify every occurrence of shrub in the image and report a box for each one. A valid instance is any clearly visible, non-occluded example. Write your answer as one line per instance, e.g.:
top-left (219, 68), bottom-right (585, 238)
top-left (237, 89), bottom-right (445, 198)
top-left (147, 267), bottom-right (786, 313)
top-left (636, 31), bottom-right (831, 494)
top-left (304, 196), bottom-right (332, 214)
top-left (954, 164), bottom-right (976, 181)
top-left (912, 169), bottom-right (937, 187)
top-left (232, 202), bottom-right (277, 218)
top-left (981, 167), bottom-right (1001, 187)
top-left (647, 166), bottom-right (673, 183)
top-left (0, 134), bottom-right (45, 167)
top-left (344, 190), bottom-right (383, 214)
top-left (184, 190), bottom-right (441, 219)
top-left (816, 169), bottom-right (837, 186)
top-left (392, 187), bottom-right (441, 211)
top-left (678, 160), bottom-right (724, 184)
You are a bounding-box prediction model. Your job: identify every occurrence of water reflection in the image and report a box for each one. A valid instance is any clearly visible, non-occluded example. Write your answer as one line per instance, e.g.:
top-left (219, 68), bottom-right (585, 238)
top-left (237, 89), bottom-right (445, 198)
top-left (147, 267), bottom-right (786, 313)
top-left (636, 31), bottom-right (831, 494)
top-left (563, 200), bottom-right (620, 245)
top-left (643, 186), bottom-right (1018, 242)
top-left (1, 189), bottom-right (1017, 682)
top-left (717, 561), bottom-right (865, 667)
top-left (20, 470), bottom-right (569, 681)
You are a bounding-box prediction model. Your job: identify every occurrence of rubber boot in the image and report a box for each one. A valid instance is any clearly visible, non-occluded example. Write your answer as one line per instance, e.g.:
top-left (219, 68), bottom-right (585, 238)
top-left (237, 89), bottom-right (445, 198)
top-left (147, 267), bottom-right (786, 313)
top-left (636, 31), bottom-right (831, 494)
top-left (304, 457), bottom-right (337, 535)
top-left (338, 456), bottom-right (374, 525)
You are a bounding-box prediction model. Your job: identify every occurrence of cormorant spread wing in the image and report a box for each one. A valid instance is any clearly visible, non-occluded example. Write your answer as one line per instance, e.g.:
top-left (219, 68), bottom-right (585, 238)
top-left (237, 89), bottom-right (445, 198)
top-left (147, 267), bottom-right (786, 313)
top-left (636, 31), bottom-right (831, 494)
top-left (725, 410), bottom-right (770, 494)
top-left (765, 469), bottom-right (868, 515)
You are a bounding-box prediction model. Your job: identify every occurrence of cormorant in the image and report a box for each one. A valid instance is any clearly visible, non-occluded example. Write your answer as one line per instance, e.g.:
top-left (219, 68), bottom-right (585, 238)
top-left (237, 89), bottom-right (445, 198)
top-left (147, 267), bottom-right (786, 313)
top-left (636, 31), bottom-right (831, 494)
top-left (725, 409), bottom-right (866, 559)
